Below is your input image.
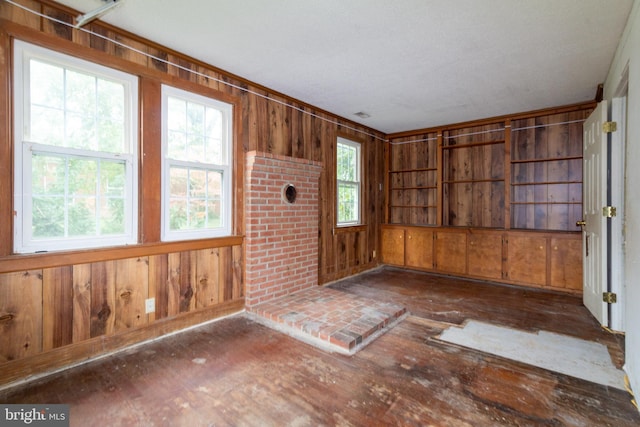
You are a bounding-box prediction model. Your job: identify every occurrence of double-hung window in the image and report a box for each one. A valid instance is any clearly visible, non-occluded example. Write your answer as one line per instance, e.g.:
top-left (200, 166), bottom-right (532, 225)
top-left (161, 85), bottom-right (233, 241)
top-left (13, 41), bottom-right (138, 253)
top-left (336, 137), bottom-right (362, 226)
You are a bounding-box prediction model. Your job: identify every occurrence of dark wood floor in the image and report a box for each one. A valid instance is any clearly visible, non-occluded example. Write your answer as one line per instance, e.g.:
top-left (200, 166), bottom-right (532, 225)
top-left (1, 267), bottom-right (638, 426)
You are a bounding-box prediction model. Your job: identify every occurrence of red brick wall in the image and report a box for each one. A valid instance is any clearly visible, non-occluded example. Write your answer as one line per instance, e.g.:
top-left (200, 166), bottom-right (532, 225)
top-left (245, 151), bottom-right (323, 307)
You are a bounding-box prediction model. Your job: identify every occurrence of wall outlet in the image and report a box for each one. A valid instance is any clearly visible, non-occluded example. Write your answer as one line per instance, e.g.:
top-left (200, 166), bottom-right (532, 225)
top-left (145, 298), bottom-right (155, 314)
top-left (373, 250), bottom-right (376, 258)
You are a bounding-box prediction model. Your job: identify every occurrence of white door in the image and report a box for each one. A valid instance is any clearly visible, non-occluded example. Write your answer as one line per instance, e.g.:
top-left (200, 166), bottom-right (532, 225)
top-left (582, 101), bottom-right (608, 326)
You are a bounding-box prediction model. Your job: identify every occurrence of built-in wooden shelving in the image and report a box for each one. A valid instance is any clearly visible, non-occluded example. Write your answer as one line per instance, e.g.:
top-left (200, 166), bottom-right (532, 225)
top-left (386, 104), bottom-right (594, 232)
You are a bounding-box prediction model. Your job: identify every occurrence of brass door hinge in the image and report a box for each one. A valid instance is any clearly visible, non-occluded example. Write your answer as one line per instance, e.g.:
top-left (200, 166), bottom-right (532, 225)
top-left (603, 121), bottom-right (617, 133)
top-left (603, 206), bottom-right (617, 218)
top-left (603, 292), bottom-right (617, 304)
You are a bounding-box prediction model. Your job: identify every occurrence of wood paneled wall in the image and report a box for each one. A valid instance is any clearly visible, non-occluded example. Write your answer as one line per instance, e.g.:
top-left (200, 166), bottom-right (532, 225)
top-left (0, 0), bottom-right (385, 385)
top-left (0, 0), bottom-right (384, 282)
top-left (0, 240), bottom-right (243, 385)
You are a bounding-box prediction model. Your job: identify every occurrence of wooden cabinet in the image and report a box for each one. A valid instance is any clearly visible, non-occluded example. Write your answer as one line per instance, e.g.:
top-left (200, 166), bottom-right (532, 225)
top-left (381, 227), bottom-right (405, 266)
top-left (468, 231), bottom-right (503, 280)
top-left (550, 237), bottom-right (583, 291)
top-left (435, 230), bottom-right (467, 274)
top-left (506, 235), bottom-right (547, 286)
top-left (406, 228), bottom-right (434, 270)
top-left (381, 225), bottom-right (582, 294)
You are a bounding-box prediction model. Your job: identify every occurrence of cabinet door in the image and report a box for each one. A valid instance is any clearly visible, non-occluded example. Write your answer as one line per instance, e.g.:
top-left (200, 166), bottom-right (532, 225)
top-left (406, 228), bottom-right (434, 269)
top-left (435, 230), bottom-right (467, 274)
top-left (506, 235), bottom-right (547, 286)
top-left (468, 232), bottom-right (503, 280)
top-left (381, 228), bottom-right (405, 266)
top-left (550, 237), bottom-right (582, 291)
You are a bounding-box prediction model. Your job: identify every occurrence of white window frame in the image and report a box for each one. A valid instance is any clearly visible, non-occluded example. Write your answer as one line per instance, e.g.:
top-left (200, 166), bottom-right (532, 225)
top-left (161, 85), bottom-right (233, 241)
top-left (336, 136), bottom-right (362, 226)
top-left (13, 40), bottom-right (139, 253)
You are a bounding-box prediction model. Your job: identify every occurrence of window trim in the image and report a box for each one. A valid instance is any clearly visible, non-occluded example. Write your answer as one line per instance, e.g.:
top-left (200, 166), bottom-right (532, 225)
top-left (160, 84), bottom-right (233, 242)
top-left (336, 136), bottom-right (363, 227)
top-left (13, 40), bottom-right (139, 254)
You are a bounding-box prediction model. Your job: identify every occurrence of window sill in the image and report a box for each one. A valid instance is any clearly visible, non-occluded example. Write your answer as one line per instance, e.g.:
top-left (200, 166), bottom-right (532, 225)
top-left (0, 236), bottom-right (244, 274)
top-left (335, 224), bottom-right (367, 234)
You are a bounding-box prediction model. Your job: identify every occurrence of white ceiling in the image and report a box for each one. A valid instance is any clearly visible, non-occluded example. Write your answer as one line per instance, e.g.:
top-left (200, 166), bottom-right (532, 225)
top-left (54, 0), bottom-right (634, 134)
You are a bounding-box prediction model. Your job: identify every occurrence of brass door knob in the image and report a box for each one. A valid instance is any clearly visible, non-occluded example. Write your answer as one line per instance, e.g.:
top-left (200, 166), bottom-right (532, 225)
top-left (576, 220), bottom-right (586, 227)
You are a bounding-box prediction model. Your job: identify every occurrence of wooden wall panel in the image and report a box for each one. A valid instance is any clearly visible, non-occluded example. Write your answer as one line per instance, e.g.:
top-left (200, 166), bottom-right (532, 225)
top-left (0, 0), bottom-right (40, 28)
top-left (72, 264), bottom-right (92, 343)
top-left (0, 0), bottom-right (598, 387)
top-left (232, 244), bottom-right (244, 299)
top-left (89, 261), bottom-right (116, 338)
top-left (0, 0), bottom-right (385, 291)
top-left (42, 266), bottom-right (73, 351)
top-left (195, 248), bottom-right (220, 309)
top-left (0, 271), bottom-right (43, 362)
top-left (149, 254), bottom-right (169, 319)
top-left (114, 257), bottom-right (149, 331)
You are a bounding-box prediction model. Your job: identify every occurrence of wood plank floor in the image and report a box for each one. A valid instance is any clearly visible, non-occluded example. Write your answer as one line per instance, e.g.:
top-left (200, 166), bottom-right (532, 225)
top-left (1, 267), bottom-right (638, 426)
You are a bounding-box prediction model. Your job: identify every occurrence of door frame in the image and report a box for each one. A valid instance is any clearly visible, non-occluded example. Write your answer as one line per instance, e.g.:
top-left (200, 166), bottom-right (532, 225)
top-left (609, 65), bottom-right (628, 332)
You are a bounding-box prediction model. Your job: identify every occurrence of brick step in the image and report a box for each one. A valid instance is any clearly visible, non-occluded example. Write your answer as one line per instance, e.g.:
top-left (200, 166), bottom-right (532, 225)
top-left (249, 287), bottom-right (407, 354)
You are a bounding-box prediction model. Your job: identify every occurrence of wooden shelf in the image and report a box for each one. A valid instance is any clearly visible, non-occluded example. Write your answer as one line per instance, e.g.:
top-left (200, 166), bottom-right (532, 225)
top-left (511, 180), bottom-right (581, 186)
top-left (391, 186), bottom-right (437, 190)
top-left (443, 178), bottom-right (504, 184)
top-left (390, 205), bottom-right (437, 209)
top-left (511, 201), bottom-right (582, 205)
top-left (389, 167), bottom-right (437, 173)
top-left (511, 155), bottom-right (582, 164)
top-left (387, 105), bottom-right (592, 232)
top-left (442, 140), bottom-right (505, 149)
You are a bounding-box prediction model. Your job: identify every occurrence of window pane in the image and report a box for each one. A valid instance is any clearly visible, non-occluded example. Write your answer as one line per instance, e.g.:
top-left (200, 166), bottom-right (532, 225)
top-left (30, 105), bottom-right (64, 146)
top-left (168, 166), bottom-right (223, 231)
top-left (169, 199), bottom-right (187, 231)
top-left (189, 169), bottom-right (207, 198)
top-left (207, 200), bottom-right (221, 227)
top-left (337, 143), bottom-right (357, 181)
top-left (101, 198), bottom-right (125, 235)
top-left (187, 102), bottom-right (205, 136)
top-left (32, 154), bottom-right (65, 195)
top-left (338, 182), bottom-right (359, 223)
top-left (30, 154), bottom-right (127, 240)
top-left (188, 199), bottom-right (206, 228)
top-left (30, 60), bottom-right (64, 109)
top-left (168, 130), bottom-right (187, 159)
top-left (68, 196), bottom-right (96, 237)
top-left (32, 196), bottom-right (65, 238)
top-left (187, 135), bottom-right (205, 163)
top-left (100, 161), bottom-right (126, 197)
top-left (168, 97), bottom-right (186, 132)
top-left (66, 111), bottom-right (96, 150)
top-left (68, 158), bottom-right (97, 196)
top-left (169, 167), bottom-right (188, 197)
top-left (66, 69), bottom-right (96, 115)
